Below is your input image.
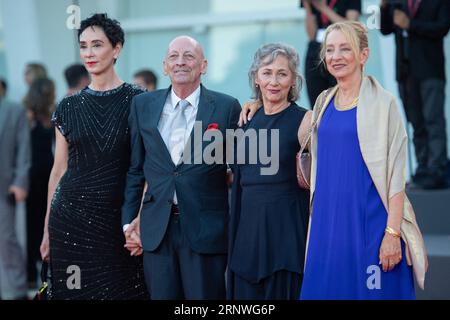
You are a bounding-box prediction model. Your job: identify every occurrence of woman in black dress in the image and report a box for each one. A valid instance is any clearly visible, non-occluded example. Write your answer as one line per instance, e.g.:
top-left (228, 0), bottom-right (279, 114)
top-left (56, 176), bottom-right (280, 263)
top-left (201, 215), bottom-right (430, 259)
top-left (23, 78), bottom-right (55, 287)
top-left (40, 13), bottom-right (148, 300)
top-left (228, 43), bottom-right (311, 299)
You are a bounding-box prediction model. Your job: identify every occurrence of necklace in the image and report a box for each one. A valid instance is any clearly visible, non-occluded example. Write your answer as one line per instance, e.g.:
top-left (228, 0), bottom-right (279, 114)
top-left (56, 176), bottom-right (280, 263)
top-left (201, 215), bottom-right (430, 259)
top-left (335, 90), bottom-right (358, 111)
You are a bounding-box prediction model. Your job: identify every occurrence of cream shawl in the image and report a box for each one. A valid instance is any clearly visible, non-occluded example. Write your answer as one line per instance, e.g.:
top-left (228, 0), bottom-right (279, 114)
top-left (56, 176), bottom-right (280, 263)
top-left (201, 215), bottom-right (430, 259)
top-left (308, 75), bottom-right (427, 289)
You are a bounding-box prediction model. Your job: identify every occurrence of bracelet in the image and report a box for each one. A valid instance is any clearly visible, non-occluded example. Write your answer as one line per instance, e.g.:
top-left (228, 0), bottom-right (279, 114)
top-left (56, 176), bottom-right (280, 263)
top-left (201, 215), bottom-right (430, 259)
top-left (385, 226), bottom-right (401, 238)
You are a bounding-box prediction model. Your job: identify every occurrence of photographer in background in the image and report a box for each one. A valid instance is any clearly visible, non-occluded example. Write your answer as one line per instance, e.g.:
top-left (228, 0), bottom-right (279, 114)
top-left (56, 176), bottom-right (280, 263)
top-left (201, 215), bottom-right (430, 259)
top-left (380, 0), bottom-right (450, 189)
top-left (300, 0), bottom-right (361, 107)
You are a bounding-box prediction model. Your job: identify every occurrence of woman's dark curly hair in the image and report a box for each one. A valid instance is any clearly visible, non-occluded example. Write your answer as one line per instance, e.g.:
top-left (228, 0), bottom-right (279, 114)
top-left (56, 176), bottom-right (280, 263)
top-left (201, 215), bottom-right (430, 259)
top-left (78, 13), bottom-right (125, 48)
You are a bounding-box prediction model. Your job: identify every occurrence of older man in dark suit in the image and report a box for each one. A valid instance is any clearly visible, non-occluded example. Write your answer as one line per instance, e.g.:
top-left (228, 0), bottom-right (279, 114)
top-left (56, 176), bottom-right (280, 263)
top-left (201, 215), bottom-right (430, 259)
top-left (122, 36), bottom-right (241, 299)
top-left (0, 92), bottom-right (30, 300)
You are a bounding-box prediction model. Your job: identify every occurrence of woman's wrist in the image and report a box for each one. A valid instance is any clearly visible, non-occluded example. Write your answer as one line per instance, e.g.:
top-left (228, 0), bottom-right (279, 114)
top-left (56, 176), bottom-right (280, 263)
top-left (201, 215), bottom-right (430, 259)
top-left (385, 226), bottom-right (401, 238)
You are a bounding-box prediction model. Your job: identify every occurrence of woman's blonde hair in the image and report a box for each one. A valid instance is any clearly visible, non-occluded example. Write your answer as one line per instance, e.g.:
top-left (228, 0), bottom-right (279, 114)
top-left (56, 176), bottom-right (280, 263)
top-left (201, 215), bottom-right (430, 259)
top-left (320, 21), bottom-right (369, 68)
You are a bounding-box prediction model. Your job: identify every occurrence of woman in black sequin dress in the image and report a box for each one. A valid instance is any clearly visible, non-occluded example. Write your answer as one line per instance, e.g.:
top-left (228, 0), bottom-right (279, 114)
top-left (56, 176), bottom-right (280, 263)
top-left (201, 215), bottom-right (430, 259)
top-left (40, 14), bottom-right (148, 300)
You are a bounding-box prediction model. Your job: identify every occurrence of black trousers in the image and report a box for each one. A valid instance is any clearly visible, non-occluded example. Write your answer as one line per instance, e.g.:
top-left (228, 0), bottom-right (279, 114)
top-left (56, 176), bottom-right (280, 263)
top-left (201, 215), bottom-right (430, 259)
top-left (305, 41), bottom-right (336, 108)
top-left (398, 77), bottom-right (448, 177)
top-left (26, 172), bottom-right (48, 284)
top-left (143, 214), bottom-right (227, 300)
top-left (232, 270), bottom-right (303, 300)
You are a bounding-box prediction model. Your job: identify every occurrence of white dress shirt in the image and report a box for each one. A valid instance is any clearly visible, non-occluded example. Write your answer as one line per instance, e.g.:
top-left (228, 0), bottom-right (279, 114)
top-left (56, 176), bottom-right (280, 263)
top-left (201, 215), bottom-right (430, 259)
top-left (158, 86), bottom-right (200, 163)
top-left (158, 85), bottom-right (201, 204)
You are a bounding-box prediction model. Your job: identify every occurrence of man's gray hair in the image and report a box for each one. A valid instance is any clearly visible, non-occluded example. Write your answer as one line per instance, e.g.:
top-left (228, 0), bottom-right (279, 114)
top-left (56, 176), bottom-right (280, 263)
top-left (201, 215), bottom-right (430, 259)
top-left (248, 42), bottom-right (303, 102)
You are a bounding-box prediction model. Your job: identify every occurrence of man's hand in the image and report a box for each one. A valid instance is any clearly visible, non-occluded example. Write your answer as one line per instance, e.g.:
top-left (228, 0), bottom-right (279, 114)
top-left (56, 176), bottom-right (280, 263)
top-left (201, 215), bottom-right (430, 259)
top-left (124, 217), bottom-right (143, 256)
top-left (310, 0), bottom-right (327, 11)
top-left (238, 100), bottom-right (262, 127)
top-left (8, 185), bottom-right (27, 203)
top-left (302, 0), bottom-right (313, 12)
top-left (393, 9), bottom-right (410, 30)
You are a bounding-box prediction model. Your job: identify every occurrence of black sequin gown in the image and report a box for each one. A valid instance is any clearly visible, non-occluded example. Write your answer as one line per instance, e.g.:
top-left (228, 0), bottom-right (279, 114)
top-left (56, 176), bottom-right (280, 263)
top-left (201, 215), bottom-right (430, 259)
top-left (49, 83), bottom-right (148, 300)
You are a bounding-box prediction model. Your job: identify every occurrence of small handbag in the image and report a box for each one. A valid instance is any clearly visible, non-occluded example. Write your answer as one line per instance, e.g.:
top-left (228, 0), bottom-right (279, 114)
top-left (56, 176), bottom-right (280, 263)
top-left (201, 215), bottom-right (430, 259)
top-left (296, 132), bottom-right (312, 189)
top-left (296, 89), bottom-right (331, 189)
top-left (34, 262), bottom-right (49, 300)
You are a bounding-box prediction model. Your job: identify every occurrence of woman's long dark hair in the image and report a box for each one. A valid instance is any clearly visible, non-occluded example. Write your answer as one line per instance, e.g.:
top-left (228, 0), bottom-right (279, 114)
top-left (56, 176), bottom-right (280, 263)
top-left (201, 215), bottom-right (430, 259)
top-left (23, 77), bottom-right (55, 124)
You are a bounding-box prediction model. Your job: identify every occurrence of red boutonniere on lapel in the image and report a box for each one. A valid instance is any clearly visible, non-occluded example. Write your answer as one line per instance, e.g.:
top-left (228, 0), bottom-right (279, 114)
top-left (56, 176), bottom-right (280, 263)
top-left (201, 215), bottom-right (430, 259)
top-left (207, 123), bottom-right (219, 131)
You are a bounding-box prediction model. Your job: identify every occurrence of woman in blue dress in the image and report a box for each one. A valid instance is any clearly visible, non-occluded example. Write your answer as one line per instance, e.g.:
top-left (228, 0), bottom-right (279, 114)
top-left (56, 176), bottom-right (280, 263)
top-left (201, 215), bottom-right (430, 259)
top-left (299, 21), bottom-right (427, 299)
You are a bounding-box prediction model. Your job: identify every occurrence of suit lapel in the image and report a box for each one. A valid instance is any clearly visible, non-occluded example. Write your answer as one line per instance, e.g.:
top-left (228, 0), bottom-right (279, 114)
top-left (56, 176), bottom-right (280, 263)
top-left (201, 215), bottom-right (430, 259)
top-left (195, 85), bottom-right (216, 127)
top-left (148, 88), bottom-right (176, 167)
top-left (150, 87), bottom-right (171, 128)
top-left (178, 85), bottom-right (216, 168)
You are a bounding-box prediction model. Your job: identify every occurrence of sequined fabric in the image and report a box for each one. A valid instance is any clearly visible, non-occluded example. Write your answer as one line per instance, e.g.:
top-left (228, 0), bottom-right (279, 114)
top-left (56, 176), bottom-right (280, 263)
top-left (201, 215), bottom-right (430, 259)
top-left (48, 83), bottom-right (149, 300)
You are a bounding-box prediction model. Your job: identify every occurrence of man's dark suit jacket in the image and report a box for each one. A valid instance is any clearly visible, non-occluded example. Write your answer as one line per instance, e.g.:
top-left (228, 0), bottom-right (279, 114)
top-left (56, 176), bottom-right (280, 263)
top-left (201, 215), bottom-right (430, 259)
top-left (122, 85), bottom-right (241, 254)
top-left (380, 0), bottom-right (450, 82)
top-left (0, 99), bottom-right (30, 195)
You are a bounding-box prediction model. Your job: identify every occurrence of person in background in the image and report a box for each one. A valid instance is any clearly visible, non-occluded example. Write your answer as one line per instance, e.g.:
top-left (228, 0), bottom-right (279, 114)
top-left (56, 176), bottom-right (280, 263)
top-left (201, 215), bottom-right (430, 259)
top-left (0, 78), bottom-right (7, 98)
top-left (300, 0), bottom-right (361, 108)
top-left (23, 78), bottom-right (56, 289)
top-left (380, 0), bottom-right (450, 189)
top-left (0, 83), bottom-right (30, 300)
top-left (64, 63), bottom-right (90, 96)
top-left (24, 63), bottom-right (47, 87)
top-left (133, 69), bottom-right (158, 91)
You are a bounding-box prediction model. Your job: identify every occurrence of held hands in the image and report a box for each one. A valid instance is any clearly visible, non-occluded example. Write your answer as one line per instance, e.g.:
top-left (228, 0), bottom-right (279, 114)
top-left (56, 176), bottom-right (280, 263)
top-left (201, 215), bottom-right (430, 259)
top-left (379, 229), bottom-right (402, 272)
top-left (238, 100), bottom-right (262, 127)
top-left (124, 216), bottom-right (143, 256)
top-left (393, 9), bottom-right (410, 30)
